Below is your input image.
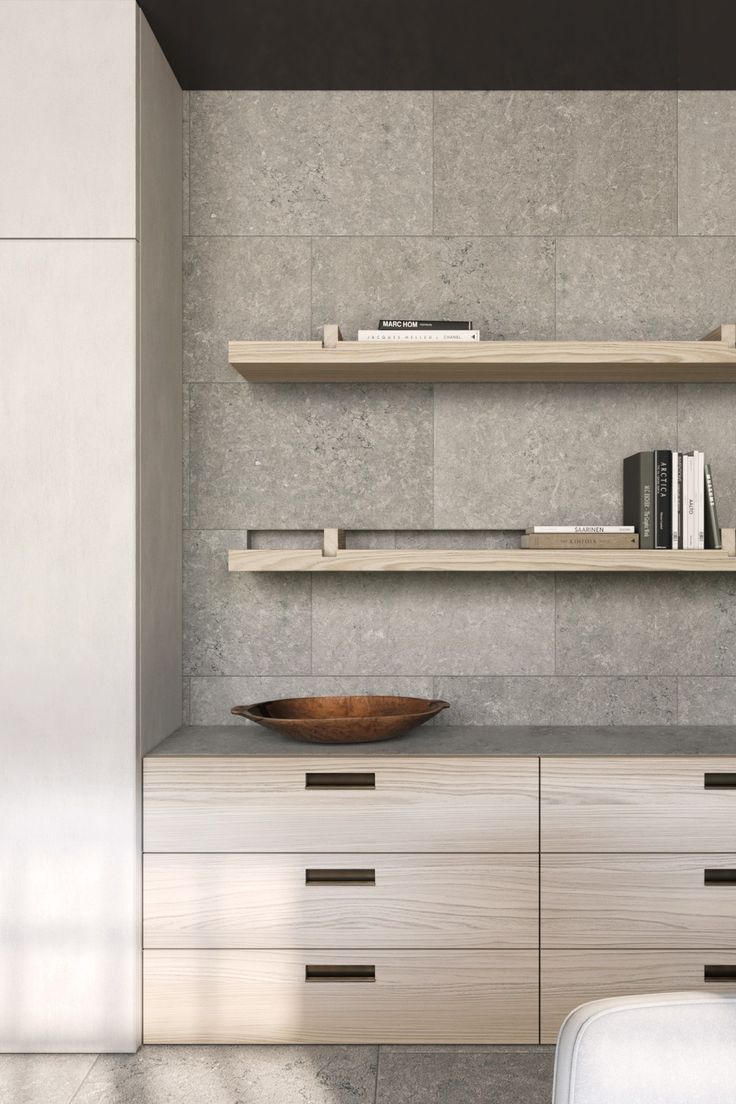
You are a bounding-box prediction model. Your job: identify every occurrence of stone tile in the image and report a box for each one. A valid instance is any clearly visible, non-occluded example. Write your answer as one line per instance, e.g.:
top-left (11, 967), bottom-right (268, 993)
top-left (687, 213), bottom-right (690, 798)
top-left (433, 383), bottom-right (676, 528)
top-left (678, 92), bottom-right (736, 234)
top-left (182, 677), bottom-right (190, 725)
top-left (189, 383), bottom-right (434, 529)
top-left (678, 679), bottom-right (736, 724)
top-left (191, 675), bottom-right (435, 725)
top-left (72, 1045), bottom-right (377, 1104)
top-left (312, 574), bottom-right (555, 676)
top-left (396, 531), bottom-right (520, 549)
top-left (434, 91), bottom-right (676, 235)
top-left (183, 531), bottom-right (311, 676)
top-left (182, 91), bottom-right (190, 235)
top-left (189, 91), bottom-right (432, 235)
top-left (182, 383), bottom-right (190, 527)
top-left (377, 1045), bottom-right (555, 1104)
top-left (184, 237), bottom-right (311, 382)
top-left (678, 384), bottom-right (736, 530)
top-left (0, 1054), bottom-right (96, 1104)
top-left (556, 576), bottom-right (736, 676)
top-left (249, 531), bottom-right (323, 549)
top-left (347, 531), bottom-right (397, 549)
top-left (556, 237), bottom-right (736, 340)
top-left (312, 236), bottom-right (555, 340)
top-left (434, 677), bottom-right (677, 726)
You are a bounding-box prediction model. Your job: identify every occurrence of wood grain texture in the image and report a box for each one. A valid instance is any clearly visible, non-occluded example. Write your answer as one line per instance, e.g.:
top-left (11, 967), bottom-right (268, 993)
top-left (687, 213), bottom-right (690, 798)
top-left (541, 950), bottom-right (736, 1042)
top-left (541, 758), bottom-right (736, 852)
top-left (143, 948), bottom-right (539, 1043)
top-left (228, 542), bottom-right (736, 572)
top-left (143, 853), bottom-right (539, 949)
top-left (542, 854), bottom-right (736, 948)
top-left (228, 339), bottom-right (736, 383)
top-left (143, 757), bottom-right (539, 853)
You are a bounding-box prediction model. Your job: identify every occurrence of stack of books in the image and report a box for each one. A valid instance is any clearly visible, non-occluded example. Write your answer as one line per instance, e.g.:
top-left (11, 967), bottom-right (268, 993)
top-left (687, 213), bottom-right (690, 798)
top-left (357, 319), bottom-right (480, 342)
top-left (522, 526), bottom-right (639, 549)
top-left (624, 451), bottom-right (721, 550)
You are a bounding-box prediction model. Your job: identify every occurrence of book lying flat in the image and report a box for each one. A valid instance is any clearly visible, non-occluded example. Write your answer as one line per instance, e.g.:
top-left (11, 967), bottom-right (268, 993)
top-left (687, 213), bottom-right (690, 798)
top-left (522, 534), bottom-right (640, 549)
top-left (526, 525), bottom-right (635, 534)
top-left (358, 330), bottom-right (480, 342)
top-left (379, 319), bottom-right (473, 330)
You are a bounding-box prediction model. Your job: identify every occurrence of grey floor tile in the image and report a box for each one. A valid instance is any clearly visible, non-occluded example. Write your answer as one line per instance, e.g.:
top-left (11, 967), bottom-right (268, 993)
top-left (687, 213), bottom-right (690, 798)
top-left (72, 1046), bottom-right (377, 1104)
top-left (434, 91), bottom-right (675, 235)
top-left (433, 383), bottom-right (676, 529)
top-left (434, 676), bottom-right (677, 726)
top-left (0, 1053), bottom-right (96, 1104)
top-left (556, 575), bottom-right (736, 676)
top-left (184, 237), bottom-right (311, 382)
top-left (678, 678), bottom-right (736, 724)
top-left (678, 92), bottom-right (736, 234)
top-left (556, 237), bottom-right (736, 340)
top-left (312, 574), bottom-right (555, 676)
top-left (376, 1045), bottom-right (555, 1104)
top-left (191, 675), bottom-right (434, 725)
top-left (190, 91), bottom-right (431, 235)
top-left (188, 383), bottom-right (434, 530)
top-left (183, 530), bottom-right (312, 676)
top-left (312, 236), bottom-right (554, 340)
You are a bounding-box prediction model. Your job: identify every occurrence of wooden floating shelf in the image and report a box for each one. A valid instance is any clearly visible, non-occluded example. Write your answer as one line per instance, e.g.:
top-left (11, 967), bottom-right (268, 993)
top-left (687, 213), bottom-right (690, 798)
top-left (229, 325), bottom-right (736, 384)
top-left (228, 529), bottom-right (736, 573)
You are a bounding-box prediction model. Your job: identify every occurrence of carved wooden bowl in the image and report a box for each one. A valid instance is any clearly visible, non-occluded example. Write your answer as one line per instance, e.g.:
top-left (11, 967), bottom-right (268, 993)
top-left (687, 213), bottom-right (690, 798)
top-left (231, 694), bottom-right (450, 744)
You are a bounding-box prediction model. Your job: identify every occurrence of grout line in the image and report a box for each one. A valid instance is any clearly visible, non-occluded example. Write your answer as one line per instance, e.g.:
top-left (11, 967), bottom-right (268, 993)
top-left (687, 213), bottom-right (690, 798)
top-left (176, 232), bottom-right (736, 240)
top-left (67, 1055), bottom-right (101, 1104)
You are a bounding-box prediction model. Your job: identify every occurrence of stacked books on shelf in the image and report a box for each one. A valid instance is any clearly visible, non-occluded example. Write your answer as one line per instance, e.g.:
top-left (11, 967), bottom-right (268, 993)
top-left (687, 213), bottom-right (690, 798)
top-left (357, 319), bottom-right (480, 342)
top-left (522, 526), bottom-right (639, 549)
top-left (624, 450), bottom-right (721, 549)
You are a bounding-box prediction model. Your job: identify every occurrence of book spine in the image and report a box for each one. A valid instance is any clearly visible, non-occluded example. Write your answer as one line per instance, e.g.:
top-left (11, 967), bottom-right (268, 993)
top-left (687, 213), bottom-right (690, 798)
top-left (654, 450), bottom-right (672, 549)
top-left (378, 319), bottom-right (473, 330)
top-left (705, 464), bottom-right (722, 549)
top-left (526, 526), bottom-right (635, 534)
top-left (684, 453), bottom-right (694, 550)
top-left (522, 534), bottom-right (639, 549)
top-left (623, 452), bottom-right (654, 549)
top-left (357, 330), bottom-right (480, 342)
top-left (696, 450), bottom-right (705, 549)
top-left (671, 450), bottom-right (679, 549)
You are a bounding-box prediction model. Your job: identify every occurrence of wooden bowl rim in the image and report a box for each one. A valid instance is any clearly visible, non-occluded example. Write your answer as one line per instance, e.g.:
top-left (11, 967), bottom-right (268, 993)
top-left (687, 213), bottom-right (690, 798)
top-left (231, 695), bottom-right (450, 723)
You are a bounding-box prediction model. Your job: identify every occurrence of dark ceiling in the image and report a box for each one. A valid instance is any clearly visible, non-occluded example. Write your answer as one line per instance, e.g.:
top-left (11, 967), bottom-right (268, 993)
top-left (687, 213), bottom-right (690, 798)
top-left (138, 0), bottom-right (736, 90)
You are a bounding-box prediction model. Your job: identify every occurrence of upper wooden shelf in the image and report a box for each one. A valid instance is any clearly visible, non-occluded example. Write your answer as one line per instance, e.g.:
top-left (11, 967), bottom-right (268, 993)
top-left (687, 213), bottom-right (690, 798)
top-left (229, 324), bottom-right (736, 384)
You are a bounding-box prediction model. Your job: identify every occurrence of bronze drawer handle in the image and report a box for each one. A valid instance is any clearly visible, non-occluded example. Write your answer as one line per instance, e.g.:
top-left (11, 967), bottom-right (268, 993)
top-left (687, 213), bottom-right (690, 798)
top-left (704, 965), bottom-right (736, 982)
top-left (306, 868), bottom-right (376, 886)
top-left (704, 869), bottom-right (736, 885)
top-left (305, 771), bottom-right (375, 789)
top-left (305, 964), bottom-right (375, 983)
top-left (704, 773), bottom-right (736, 789)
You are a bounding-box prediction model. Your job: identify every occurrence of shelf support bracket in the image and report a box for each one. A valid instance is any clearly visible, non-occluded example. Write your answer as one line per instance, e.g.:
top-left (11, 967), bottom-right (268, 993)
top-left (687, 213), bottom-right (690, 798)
top-left (323, 528), bottom-right (346, 557)
top-left (723, 528), bottom-right (736, 557)
top-left (322, 323), bottom-right (343, 349)
top-left (701, 324), bottom-right (736, 346)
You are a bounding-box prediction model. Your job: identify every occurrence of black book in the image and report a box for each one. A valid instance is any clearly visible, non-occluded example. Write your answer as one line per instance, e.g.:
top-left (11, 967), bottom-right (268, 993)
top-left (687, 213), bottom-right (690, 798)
top-left (623, 451), bottom-right (654, 549)
top-left (378, 319), bottom-right (473, 330)
top-left (705, 464), bottom-right (722, 550)
top-left (654, 449), bottom-right (672, 549)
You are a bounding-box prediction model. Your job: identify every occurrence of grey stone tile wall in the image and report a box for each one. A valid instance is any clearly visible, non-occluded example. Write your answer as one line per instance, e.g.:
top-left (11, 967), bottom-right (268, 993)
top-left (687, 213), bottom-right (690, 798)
top-left (182, 91), bottom-right (736, 729)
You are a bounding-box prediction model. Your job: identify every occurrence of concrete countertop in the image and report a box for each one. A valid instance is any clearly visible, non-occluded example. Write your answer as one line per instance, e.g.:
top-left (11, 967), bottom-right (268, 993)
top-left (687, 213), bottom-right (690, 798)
top-left (147, 724), bottom-right (736, 758)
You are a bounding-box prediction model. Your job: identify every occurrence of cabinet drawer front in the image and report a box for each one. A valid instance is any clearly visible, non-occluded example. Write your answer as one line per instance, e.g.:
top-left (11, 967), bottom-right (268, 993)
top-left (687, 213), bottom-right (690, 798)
top-left (542, 758), bottom-right (736, 852)
top-left (144, 853), bottom-right (539, 949)
top-left (143, 949), bottom-right (538, 1043)
top-left (542, 855), bottom-right (736, 948)
top-left (144, 757), bottom-right (538, 853)
top-left (542, 950), bottom-right (736, 1042)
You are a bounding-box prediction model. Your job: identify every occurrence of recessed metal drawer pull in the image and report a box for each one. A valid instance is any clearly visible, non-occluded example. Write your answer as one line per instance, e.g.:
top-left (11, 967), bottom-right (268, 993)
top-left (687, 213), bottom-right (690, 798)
top-left (305, 868), bottom-right (376, 886)
top-left (305, 964), bottom-right (376, 983)
top-left (704, 869), bottom-right (736, 885)
top-left (704, 965), bottom-right (736, 982)
top-left (305, 772), bottom-right (376, 789)
top-left (704, 773), bottom-right (736, 789)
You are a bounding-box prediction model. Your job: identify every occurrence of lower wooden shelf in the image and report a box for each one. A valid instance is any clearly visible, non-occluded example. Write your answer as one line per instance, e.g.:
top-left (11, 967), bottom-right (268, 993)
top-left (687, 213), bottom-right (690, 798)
top-left (228, 529), bottom-right (736, 573)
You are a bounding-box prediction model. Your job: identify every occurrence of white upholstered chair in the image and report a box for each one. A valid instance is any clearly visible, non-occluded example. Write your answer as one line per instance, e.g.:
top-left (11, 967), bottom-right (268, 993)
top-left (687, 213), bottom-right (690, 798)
top-left (553, 991), bottom-right (736, 1104)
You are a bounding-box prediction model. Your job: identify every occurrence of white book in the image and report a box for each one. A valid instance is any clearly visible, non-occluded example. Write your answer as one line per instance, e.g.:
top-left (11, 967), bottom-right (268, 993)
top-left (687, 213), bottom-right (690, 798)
top-left (683, 453), bottom-right (694, 549)
top-left (357, 329), bottom-right (480, 342)
top-left (696, 450), bottom-right (705, 549)
top-left (526, 526), bottom-right (635, 534)
top-left (671, 451), bottom-right (680, 549)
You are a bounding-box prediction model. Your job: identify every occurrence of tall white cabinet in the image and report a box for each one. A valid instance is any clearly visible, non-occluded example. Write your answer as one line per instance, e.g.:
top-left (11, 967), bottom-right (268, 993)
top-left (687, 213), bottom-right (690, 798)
top-left (0, 0), bottom-right (182, 1051)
